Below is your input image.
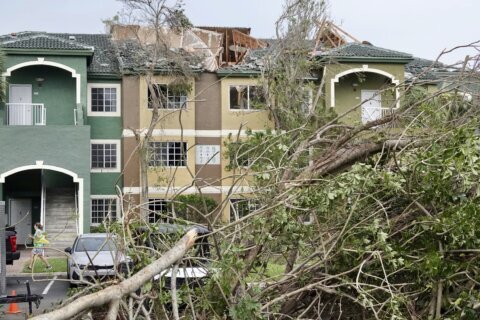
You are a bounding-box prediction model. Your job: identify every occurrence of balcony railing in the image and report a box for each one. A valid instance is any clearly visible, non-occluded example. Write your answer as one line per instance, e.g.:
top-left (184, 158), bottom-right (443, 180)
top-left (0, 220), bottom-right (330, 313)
top-left (361, 106), bottom-right (399, 126)
top-left (6, 103), bottom-right (46, 126)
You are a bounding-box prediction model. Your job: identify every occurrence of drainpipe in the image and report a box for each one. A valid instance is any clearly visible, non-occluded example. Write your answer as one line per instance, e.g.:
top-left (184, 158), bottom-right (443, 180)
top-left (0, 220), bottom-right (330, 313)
top-left (40, 170), bottom-right (45, 226)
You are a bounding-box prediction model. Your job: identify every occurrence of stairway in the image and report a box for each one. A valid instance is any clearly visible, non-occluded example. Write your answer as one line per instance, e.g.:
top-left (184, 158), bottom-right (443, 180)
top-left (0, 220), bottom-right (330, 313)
top-left (45, 188), bottom-right (78, 253)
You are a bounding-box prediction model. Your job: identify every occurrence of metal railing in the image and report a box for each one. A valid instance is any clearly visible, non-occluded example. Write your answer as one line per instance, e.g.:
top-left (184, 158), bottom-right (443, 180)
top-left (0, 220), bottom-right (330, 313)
top-left (6, 103), bottom-right (46, 126)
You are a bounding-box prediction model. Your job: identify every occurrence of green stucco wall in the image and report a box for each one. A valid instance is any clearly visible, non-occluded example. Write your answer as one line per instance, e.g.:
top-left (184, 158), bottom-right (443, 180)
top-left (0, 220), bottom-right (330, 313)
top-left (3, 55), bottom-right (88, 125)
top-left (86, 79), bottom-right (123, 196)
top-left (0, 126), bottom-right (91, 232)
top-left (4, 66), bottom-right (76, 125)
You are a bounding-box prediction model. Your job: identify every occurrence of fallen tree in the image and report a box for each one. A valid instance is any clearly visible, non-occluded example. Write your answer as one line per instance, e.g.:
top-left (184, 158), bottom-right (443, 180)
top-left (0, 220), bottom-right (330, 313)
top-left (31, 229), bottom-right (197, 320)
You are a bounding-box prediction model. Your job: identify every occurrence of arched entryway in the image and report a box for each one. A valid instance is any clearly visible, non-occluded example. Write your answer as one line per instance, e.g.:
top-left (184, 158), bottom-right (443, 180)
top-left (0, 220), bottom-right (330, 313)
top-left (0, 163), bottom-right (84, 249)
top-left (330, 66), bottom-right (400, 124)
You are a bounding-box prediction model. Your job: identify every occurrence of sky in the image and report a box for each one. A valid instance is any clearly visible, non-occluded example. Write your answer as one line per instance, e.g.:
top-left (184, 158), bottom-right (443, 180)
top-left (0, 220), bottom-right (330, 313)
top-left (0, 0), bottom-right (478, 64)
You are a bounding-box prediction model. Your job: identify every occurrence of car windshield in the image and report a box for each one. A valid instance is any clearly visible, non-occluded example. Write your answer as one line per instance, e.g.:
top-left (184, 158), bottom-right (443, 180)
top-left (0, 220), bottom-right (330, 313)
top-left (75, 237), bottom-right (117, 252)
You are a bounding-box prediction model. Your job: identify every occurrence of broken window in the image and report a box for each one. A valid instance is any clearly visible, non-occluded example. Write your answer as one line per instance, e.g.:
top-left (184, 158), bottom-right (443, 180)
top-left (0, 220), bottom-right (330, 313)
top-left (148, 84), bottom-right (188, 109)
top-left (229, 85), bottom-right (266, 110)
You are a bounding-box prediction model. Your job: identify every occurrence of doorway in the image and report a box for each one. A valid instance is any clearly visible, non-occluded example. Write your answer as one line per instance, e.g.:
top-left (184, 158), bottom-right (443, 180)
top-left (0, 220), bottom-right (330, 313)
top-left (9, 198), bottom-right (33, 245)
top-left (361, 90), bottom-right (382, 124)
top-left (8, 84), bottom-right (33, 125)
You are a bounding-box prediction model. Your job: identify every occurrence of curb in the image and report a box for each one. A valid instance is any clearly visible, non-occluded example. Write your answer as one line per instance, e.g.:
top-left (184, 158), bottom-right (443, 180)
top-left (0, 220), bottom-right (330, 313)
top-left (8, 272), bottom-right (67, 278)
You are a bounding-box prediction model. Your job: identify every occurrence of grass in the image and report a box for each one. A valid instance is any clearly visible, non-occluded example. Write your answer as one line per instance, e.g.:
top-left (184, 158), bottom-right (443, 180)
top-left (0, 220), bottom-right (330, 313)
top-left (23, 257), bottom-right (67, 273)
top-left (247, 262), bottom-right (286, 282)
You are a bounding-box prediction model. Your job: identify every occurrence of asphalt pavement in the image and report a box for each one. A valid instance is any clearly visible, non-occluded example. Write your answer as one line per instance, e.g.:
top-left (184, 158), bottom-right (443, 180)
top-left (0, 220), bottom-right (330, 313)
top-left (0, 275), bottom-right (69, 318)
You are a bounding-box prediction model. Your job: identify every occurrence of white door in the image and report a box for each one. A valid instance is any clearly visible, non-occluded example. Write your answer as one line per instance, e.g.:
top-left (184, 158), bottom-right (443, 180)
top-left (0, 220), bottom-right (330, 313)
top-left (361, 90), bottom-right (382, 124)
top-left (9, 84), bottom-right (33, 125)
top-left (9, 199), bottom-right (33, 245)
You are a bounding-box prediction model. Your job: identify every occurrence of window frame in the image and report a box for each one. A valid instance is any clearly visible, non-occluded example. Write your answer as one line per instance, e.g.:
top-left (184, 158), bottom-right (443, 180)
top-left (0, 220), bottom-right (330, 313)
top-left (90, 139), bottom-right (121, 173)
top-left (229, 85), bottom-right (265, 111)
top-left (90, 196), bottom-right (119, 226)
top-left (87, 83), bottom-right (121, 117)
top-left (229, 198), bottom-right (260, 222)
top-left (148, 141), bottom-right (188, 167)
top-left (147, 199), bottom-right (173, 223)
top-left (147, 83), bottom-right (188, 110)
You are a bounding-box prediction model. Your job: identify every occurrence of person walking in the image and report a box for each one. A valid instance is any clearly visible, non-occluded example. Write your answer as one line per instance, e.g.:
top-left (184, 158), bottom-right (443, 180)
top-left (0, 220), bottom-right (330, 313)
top-left (28, 223), bottom-right (52, 270)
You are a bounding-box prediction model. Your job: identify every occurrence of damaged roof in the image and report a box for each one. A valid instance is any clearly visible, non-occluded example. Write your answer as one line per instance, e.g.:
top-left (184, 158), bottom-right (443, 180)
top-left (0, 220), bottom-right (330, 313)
top-left (115, 39), bottom-right (203, 73)
top-left (315, 43), bottom-right (413, 63)
top-left (217, 48), bottom-right (270, 75)
top-left (405, 57), bottom-right (459, 82)
top-left (0, 32), bottom-right (120, 76)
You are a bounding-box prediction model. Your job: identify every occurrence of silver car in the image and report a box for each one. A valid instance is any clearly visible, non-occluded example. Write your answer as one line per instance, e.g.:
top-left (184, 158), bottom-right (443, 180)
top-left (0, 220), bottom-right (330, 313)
top-left (65, 233), bottom-right (131, 286)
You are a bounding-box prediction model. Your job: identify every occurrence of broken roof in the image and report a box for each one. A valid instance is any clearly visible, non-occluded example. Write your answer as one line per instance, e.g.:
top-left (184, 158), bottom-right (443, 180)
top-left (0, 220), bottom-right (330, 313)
top-left (315, 43), bottom-right (413, 63)
top-left (0, 31), bottom-right (120, 76)
top-left (115, 39), bottom-right (203, 74)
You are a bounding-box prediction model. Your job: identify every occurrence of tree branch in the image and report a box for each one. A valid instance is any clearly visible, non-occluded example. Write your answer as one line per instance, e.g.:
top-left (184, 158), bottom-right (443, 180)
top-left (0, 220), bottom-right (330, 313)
top-left (31, 229), bottom-right (198, 320)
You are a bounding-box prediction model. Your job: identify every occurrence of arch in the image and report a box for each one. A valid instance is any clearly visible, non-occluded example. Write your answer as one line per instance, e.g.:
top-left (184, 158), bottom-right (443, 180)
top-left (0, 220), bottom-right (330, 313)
top-left (330, 64), bottom-right (400, 109)
top-left (2, 57), bottom-right (81, 104)
top-left (0, 161), bottom-right (84, 234)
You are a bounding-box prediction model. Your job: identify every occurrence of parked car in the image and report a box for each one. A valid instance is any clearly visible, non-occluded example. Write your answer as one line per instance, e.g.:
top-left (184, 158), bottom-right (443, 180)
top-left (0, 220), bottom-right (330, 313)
top-left (5, 226), bottom-right (20, 265)
top-left (65, 233), bottom-right (131, 286)
top-left (146, 224), bottom-right (213, 289)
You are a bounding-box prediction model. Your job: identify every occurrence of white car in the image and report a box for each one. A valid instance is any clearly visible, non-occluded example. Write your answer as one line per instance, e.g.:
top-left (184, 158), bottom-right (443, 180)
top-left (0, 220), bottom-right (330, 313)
top-left (65, 233), bottom-right (131, 286)
top-left (149, 224), bottom-right (212, 289)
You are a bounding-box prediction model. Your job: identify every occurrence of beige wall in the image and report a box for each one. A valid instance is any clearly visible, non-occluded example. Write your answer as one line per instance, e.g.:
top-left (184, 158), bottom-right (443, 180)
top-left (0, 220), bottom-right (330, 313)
top-left (147, 135), bottom-right (196, 187)
top-left (323, 63), bottom-right (406, 124)
top-left (139, 75), bottom-right (196, 130)
top-left (220, 77), bottom-right (272, 130)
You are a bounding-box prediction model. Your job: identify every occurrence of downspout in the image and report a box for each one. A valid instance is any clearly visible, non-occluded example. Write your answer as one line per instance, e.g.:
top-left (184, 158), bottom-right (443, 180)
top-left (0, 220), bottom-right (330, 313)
top-left (40, 170), bottom-right (45, 226)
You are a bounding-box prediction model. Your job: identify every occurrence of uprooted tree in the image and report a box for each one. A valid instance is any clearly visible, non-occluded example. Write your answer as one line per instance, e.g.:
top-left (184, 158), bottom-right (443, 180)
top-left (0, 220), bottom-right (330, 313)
top-left (33, 0), bottom-right (480, 319)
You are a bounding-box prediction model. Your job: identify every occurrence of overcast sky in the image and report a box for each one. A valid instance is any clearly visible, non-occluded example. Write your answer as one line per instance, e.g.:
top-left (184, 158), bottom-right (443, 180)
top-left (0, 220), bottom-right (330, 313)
top-left (0, 0), bottom-right (478, 64)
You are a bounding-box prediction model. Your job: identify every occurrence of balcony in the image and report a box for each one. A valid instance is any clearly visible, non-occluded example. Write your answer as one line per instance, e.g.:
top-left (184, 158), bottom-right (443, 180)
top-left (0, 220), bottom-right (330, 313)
top-left (5, 103), bottom-right (46, 126)
top-left (362, 106), bottom-right (398, 123)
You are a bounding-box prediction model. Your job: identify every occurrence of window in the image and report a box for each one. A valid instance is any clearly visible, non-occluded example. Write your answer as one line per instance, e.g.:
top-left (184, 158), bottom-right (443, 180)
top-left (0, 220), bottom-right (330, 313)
top-left (87, 84), bottom-right (121, 116)
top-left (91, 140), bottom-right (121, 172)
top-left (229, 85), bottom-right (266, 110)
top-left (148, 84), bottom-right (188, 109)
top-left (230, 198), bottom-right (260, 222)
top-left (148, 199), bottom-right (173, 223)
top-left (149, 142), bottom-right (187, 167)
top-left (91, 198), bottom-right (117, 224)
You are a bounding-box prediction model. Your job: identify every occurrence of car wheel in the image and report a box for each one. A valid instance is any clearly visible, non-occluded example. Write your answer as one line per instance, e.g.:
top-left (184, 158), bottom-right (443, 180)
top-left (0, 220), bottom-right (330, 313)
top-left (69, 269), bottom-right (79, 288)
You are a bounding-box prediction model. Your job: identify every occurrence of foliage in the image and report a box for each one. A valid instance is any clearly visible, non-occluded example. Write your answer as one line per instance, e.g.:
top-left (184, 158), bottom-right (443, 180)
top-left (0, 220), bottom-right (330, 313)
top-left (174, 194), bottom-right (218, 222)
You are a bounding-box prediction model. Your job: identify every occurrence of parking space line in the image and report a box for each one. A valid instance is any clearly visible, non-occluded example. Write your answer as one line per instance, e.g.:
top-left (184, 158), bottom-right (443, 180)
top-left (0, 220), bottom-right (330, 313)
top-left (42, 276), bottom-right (58, 295)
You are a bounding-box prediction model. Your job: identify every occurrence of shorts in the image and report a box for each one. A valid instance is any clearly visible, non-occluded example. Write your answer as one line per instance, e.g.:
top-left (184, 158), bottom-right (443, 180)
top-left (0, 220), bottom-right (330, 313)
top-left (32, 248), bottom-right (44, 256)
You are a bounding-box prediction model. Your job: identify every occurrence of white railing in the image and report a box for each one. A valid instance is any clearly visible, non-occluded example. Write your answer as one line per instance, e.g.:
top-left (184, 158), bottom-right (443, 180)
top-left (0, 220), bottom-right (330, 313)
top-left (361, 106), bottom-right (398, 125)
top-left (6, 103), bottom-right (46, 125)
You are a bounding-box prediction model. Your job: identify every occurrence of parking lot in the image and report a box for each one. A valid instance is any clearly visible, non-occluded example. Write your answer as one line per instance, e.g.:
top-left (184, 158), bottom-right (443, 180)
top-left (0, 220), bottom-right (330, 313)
top-left (0, 275), bottom-right (69, 318)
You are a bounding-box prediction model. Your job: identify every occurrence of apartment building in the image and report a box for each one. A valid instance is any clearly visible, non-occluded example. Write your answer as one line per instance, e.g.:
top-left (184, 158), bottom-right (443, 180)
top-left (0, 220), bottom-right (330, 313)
top-left (0, 26), bottom-right (429, 244)
top-left (0, 32), bottom-right (122, 247)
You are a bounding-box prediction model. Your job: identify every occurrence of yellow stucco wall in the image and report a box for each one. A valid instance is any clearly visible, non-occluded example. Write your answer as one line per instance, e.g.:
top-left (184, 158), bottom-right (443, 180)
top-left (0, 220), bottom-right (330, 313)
top-left (324, 63), bottom-right (405, 124)
top-left (139, 75), bottom-right (196, 130)
top-left (220, 77), bottom-right (272, 130)
top-left (147, 135), bottom-right (196, 187)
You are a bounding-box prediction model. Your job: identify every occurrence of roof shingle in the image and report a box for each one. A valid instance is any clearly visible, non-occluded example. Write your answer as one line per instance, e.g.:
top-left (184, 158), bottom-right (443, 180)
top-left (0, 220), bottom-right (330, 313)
top-left (0, 32), bottom-right (120, 75)
top-left (315, 43), bottom-right (413, 61)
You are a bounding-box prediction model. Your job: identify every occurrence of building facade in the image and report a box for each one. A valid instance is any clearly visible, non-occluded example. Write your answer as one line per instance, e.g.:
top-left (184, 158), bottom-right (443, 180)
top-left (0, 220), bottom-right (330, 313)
top-left (1, 29), bottom-right (425, 244)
